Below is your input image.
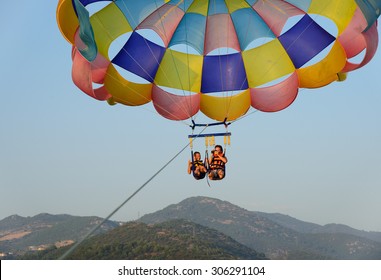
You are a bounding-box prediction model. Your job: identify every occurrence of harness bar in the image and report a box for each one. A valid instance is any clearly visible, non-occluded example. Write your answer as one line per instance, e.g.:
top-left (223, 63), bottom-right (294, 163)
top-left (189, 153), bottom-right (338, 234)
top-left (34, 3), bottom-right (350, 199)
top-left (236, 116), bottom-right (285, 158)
top-left (188, 132), bottom-right (231, 138)
top-left (190, 119), bottom-right (231, 130)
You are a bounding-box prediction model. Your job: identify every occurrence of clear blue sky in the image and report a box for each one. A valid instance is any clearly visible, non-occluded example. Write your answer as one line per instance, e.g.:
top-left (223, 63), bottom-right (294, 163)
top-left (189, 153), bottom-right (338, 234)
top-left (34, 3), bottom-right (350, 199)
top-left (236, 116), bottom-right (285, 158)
top-left (1, 1), bottom-right (380, 232)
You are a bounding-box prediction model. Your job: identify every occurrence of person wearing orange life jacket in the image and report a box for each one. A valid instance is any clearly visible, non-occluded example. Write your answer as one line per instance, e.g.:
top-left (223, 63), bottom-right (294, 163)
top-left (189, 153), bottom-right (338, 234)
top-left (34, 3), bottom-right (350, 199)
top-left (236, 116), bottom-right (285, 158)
top-left (188, 151), bottom-right (207, 180)
top-left (208, 145), bottom-right (228, 180)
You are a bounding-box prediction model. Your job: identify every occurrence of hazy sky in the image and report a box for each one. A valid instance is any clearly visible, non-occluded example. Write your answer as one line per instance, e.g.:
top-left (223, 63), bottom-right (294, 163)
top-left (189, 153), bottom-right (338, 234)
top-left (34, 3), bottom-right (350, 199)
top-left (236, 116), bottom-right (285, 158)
top-left (1, 1), bottom-right (380, 232)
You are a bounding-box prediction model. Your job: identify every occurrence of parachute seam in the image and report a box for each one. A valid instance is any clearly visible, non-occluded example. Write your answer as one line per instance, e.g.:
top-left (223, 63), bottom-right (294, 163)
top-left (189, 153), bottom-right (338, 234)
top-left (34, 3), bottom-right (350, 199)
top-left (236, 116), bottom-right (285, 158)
top-left (152, 0), bottom-right (197, 120)
top-left (148, 0), bottom-right (199, 120)
top-left (87, 2), bottom-right (192, 124)
top-left (119, 0), bottom-right (194, 118)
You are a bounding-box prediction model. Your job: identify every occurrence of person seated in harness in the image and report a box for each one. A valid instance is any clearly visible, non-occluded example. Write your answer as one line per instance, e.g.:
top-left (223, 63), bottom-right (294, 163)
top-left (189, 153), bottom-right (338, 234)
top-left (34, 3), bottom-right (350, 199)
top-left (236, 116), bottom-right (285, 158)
top-left (188, 151), bottom-right (207, 180)
top-left (208, 145), bottom-right (228, 180)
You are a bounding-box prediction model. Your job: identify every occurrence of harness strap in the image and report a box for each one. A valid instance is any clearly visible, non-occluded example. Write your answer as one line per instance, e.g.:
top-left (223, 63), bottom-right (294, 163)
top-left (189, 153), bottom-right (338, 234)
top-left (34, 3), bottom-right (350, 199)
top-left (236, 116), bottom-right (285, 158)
top-left (204, 149), bottom-right (210, 172)
top-left (204, 149), bottom-right (211, 187)
top-left (190, 150), bottom-right (194, 170)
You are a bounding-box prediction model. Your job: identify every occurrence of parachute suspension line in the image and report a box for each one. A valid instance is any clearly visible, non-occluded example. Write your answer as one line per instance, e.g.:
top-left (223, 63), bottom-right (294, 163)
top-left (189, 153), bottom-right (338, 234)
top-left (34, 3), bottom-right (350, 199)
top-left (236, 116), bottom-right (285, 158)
top-left (245, 0), bottom-right (337, 93)
top-left (204, 136), bottom-right (210, 167)
top-left (229, 108), bottom-right (260, 124)
top-left (210, 0), bottom-right (242, 123)
top-left (115, 2), bottom-right (160, 82)
top-left (105, 0), bottom-right (189, 118)
top-left (86, 2), bottom-right (192, 126)
top-left (150, 0), bottom-right (195, 120)
top-left (223, 1), bottom-right (237, 122)
top-left (232, 2), bottom-right (253, 115)
top-left (148, 0), bottom-right (191, 116)
top-left (223, 4), bottom-right (274, 119)
top-left (59, 125), bottom-right (209, 260)
top-left (217, 2), bottom-right (229, 118)
top-left (115, 0), bottom-right (194, 122)
top-left (183, 0), bottom-right (197, 123)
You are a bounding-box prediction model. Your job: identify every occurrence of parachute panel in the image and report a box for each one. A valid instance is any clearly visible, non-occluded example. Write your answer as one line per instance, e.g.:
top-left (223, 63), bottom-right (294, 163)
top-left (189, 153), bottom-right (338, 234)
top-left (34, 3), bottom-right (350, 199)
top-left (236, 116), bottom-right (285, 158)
top-left (152, 85), bottom-right (200, 120)
top-left (112, 32), bottom-right (166, 83)
top-left (253, 0), bottom-right (305, 36)
top-left (104, 64), bottom-right (152, 106)
top-left (137, 4), bottom-right (184, 47)
top-left (200, 90), bottom-right (251, 121)
top-left (201, 53), bottom-right (248, 93)
top-left (71, 47), bottom-right (111, 101)
top-left (339, 8), bottom-right (379, 72)
top-left (342, 22), bottom-right (378, 72)
top-left (57, 0), bottom-right (79, 44)
top-left (250, 72), bottom-right (299, 112)
top-left (154, 49), bottom-right (203, 92)
top-left (225, 0), bottom-right (251, 14)
top-left (114, 0), bottom-right (168, 30)
top-left (278, 15), bottom-right (336, 69)
top-left (308, 0), bottom-right (357, 34)
top-left (204, 14), bottom-right (241, 55)
top-left (242, 39), bottom-right (295, 88)
top-left (230, 8), bottom-right (276, 51)
top-left (57, 0), bottom-right (381, 121)
top-left (90, 3), bottom-right (132, 59)
top-left (297, 41), bottom-right (347, 88)
top-left (168, 13), bottom-right (207, 54)
top-left (355, 0), bottom-right (381, 30)
top-left (73, 0), bottom-right (98, 61)
top-left (186, 0), bottom-right (209, 15)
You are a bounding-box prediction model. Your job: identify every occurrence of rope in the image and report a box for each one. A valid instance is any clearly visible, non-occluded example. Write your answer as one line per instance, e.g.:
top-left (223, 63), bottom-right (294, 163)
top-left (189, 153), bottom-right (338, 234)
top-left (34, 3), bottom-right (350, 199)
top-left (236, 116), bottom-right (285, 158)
top-left (204, 149), bottom-right (211, 187)
top-left (59, 125), bottom-right (208, 260)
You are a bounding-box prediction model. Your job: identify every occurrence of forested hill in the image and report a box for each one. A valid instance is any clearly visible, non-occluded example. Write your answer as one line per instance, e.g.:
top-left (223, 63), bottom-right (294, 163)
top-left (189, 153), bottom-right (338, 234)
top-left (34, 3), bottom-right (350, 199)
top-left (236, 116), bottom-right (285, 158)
top-left (0, 213), bottom-right (119, 255)
top-left (3, 196), bottom-right (381, 260)
top-left (139, 196), bottom-right (381, 260)
top-left (22, 220), bottom-right (266, 260)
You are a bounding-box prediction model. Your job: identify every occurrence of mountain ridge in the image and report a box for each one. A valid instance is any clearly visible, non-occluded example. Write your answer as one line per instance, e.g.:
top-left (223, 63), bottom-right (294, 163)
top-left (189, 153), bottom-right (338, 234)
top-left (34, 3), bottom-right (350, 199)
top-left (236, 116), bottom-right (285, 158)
top-left (0, 213), bottom-right (120, 257)
top-left (254, 211), bottom-right (381, 243)
top-left (2, 196), bottom-right (380, 259)
top-left (139, 196), bottom-right (381, 259)
top-left (21, 219), bottom-right (267, 260)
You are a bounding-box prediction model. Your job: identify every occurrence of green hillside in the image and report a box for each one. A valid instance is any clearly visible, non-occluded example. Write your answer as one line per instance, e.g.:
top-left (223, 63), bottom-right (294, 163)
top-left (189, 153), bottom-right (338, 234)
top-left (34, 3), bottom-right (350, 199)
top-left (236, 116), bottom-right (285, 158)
top-left (22, 220), bottom-right (266, 260)
top-left (139, 196), bottom-right (381, 260)
top-left (0, 213), bottom-right (118, 255)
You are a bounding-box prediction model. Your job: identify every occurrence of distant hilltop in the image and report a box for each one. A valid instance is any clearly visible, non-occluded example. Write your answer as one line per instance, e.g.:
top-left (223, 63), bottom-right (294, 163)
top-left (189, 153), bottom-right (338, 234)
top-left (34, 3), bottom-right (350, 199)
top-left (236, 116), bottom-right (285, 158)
top-left (139, 196), bottom-right (381, 260)
top-left (1, 196), bottom-right (381, 260)
top-left (0, 213), bottom-right (120, 259)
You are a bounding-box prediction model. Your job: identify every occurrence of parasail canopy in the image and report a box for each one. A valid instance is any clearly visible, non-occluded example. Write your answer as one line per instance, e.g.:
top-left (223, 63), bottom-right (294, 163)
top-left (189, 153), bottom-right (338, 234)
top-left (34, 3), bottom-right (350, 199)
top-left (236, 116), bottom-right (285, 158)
top-left (56, 0), bottom-right (381, 122)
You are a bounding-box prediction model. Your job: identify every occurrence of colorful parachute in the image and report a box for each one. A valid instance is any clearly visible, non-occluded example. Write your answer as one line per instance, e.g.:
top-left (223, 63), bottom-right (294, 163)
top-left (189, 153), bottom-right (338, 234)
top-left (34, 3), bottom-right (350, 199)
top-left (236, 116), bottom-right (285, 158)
top-left (56, 0), bottom-right (381, 122)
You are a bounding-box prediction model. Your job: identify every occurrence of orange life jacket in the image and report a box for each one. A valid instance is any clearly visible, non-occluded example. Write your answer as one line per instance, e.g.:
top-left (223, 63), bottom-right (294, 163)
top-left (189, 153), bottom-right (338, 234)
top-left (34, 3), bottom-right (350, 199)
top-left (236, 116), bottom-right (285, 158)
top-left (210, 154), bottom-right (225, 170)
